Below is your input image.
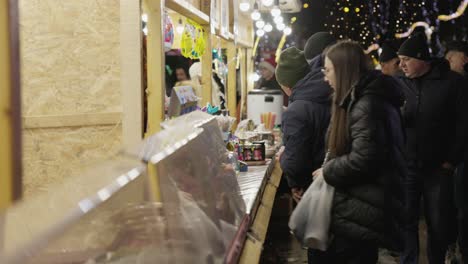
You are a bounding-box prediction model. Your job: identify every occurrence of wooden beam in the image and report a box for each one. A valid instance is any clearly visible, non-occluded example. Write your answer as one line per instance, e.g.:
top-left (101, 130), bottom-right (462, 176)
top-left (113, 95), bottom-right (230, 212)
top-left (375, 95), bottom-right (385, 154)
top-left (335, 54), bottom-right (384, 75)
top-left (166, 0), bottom-right (209, 25)
top-left (145, 0), bottom-right (165, 135)
top-left (22, 112), bottom-right (122, 129)
top-left (246, 48), bottom-right (254, 92)
top-left (143, 0), bottom-right (164, 203)
top-left (120, 0), bottom-right (143, 149)
top-left (0, 0), bottom-right (22, 210)
top-left (201, 24), bottom-right (213, 107)
top-left (239, 48), bottom-right (247, 119)
top-left (227, 41), bottom-right (237, 117)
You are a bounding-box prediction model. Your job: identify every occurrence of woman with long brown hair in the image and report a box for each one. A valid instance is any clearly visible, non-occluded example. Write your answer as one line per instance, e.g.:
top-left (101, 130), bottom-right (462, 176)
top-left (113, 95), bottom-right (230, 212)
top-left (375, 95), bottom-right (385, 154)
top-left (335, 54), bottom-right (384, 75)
top-left (309, 40), bottom-right (407, 263)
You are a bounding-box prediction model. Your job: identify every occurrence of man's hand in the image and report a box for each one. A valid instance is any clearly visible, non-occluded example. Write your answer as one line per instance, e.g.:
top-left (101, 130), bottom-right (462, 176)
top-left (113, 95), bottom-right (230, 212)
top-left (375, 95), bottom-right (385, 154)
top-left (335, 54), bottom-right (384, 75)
top-left (291, 187), bottom-right (304, 203)
top-left (276, 146), bottom-right (285, 161)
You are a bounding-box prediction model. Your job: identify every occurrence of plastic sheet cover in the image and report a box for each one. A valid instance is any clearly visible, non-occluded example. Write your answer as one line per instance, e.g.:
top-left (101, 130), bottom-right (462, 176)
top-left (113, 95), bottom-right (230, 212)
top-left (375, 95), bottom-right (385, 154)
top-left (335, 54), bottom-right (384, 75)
top-left (160, 111), bottom-right (246, 226)
top-left (0, 156), bottom-right (162, 264)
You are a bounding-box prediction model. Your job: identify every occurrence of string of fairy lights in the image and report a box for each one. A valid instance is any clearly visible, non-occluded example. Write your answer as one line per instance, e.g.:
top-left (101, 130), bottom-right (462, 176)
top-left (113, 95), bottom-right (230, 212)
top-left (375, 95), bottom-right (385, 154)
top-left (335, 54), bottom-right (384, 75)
top-left (324, 0), bottom-right (468, 57)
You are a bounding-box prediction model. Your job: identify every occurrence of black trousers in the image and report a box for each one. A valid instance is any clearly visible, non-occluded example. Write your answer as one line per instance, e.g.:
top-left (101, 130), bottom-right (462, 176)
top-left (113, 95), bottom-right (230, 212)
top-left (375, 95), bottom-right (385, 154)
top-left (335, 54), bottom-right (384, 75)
top-left (455, 162), bottom-right (468, 259)
top-left (308, 236), bottom-right (378, 264)
top-left (401, 162), bottom-right (457, 264)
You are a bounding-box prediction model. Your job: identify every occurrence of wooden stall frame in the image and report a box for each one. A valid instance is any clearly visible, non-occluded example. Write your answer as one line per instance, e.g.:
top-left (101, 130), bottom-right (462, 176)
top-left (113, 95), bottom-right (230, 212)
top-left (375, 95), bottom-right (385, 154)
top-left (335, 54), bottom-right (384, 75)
top-left (120, 0), bottom-right (144, 149)
top-left (0, 0), bottom-right (22, 210)
top-left (226, 41), bottom-right (237, 117)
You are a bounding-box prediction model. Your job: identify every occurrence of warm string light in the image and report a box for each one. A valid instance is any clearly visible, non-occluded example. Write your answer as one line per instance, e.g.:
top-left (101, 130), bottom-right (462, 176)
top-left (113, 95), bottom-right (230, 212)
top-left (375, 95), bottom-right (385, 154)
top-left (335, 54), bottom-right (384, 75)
top-left (395, 21), bottom-right (434, 40)
top-left (438, 0), bottom-right (468, 21)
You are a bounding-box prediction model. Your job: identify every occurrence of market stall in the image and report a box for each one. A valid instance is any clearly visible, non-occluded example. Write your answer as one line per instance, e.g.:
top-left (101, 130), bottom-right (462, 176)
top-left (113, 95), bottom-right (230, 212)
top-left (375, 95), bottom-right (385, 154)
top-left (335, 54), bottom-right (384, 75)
top-left (1, 0), bottom-right (283, 262)
top-left (0, 111), bottom-right (282, 264)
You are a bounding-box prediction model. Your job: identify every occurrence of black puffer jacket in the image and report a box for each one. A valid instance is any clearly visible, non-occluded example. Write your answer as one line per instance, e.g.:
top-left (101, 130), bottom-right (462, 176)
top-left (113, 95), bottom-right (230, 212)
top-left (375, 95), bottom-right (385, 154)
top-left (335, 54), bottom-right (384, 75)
top-left (280, 55), bottom-right (332, 188)
top-left (323, 71), bottom-right (406, 250)
top-left (397, 59), bottom-right (468, 167)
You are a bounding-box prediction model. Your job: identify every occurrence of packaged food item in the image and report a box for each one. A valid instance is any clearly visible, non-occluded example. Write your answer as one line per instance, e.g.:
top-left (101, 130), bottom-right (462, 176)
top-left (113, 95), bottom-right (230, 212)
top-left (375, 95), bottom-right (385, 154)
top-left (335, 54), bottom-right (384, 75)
top-left (239, 141), bottom-right (265, 162)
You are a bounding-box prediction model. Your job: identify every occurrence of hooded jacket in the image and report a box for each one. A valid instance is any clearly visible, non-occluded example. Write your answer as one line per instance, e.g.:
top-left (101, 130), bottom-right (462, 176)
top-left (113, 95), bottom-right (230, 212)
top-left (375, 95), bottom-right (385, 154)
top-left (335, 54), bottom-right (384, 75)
top-left (323, 71), bottom-right (406, 250)
top-left (280, 55), bottom-right (332, 188)
top-left (397, 59), bottom-right (468, 167)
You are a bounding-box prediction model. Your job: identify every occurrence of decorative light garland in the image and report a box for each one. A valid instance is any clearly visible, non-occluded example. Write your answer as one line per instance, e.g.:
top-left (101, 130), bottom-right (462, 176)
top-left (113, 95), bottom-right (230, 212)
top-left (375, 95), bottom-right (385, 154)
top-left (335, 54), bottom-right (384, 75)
top-left (438, 0), bottom-right (468, 21)
top-left (395, 21), bottom-right (434, 40)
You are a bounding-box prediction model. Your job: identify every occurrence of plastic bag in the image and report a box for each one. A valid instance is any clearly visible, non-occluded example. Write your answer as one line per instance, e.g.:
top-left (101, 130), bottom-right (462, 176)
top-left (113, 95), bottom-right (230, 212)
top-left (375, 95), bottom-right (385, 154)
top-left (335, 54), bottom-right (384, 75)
top-left (288, 174), bottom-right (335, 251)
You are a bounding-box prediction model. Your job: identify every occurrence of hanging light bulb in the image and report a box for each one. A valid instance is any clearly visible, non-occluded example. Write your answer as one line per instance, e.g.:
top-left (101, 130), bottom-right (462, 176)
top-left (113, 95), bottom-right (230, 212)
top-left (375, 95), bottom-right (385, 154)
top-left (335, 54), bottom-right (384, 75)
top-left (271, 5), bottom-right (281, 17)
top-left (284, 26), bottom-right (292, 35)
top-left (256, 29), bottom-right (265, 37)
top-left (274, 16), bottom-right (283, 24)
top-left (251, 10), bottom-right (261, 20)
top-left (239, 0), bottom-right (250, 12)
top-left (141, 14), bottom-right (148, 23)
top-left (264, 23), bottom-right (273, 32)
top-left (276, 23), bottom-right (285, 31)
top-left (176, 18), bottom-right (184, 34)
top-left (255, 20), bottom-right (265, 29)
top-left (262, 0), bottom-right (274, 7)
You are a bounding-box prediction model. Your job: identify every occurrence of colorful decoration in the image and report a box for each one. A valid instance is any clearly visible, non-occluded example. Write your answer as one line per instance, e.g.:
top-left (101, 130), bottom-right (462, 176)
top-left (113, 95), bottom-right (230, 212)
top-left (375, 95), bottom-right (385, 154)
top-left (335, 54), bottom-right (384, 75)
top-left (163, 12), bottom-right (174, 51)
top-left (438, 0), bottom-right (468, 21)
top-left (181, 19), bottom-right (205, 59)
top-left (395, 21), bottom-right (434, 40)
top-left (365, 43), bottom-right (380, 54)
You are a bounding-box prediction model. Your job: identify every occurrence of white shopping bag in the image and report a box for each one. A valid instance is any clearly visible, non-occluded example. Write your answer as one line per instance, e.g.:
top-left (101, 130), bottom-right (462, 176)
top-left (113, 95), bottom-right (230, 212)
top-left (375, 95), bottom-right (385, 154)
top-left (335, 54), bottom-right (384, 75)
top-left (288, 174), bottom-right (335, 250)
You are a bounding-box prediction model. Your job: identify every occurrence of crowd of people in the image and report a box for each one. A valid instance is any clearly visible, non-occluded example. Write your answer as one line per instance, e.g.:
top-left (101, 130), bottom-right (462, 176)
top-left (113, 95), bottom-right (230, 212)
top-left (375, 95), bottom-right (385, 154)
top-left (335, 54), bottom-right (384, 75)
top-left (274, 32), bottom-right (468, 264)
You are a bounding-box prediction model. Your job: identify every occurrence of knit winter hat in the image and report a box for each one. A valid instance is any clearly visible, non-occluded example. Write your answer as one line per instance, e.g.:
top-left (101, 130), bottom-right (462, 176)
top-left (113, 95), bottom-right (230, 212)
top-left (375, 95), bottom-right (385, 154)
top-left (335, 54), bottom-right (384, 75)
top-left (379, 42), bottom-right (398, 62)
top-left (275, 47), bottom-right (309, 88)
top-left (398, 33), bottom-right (430, 61)
top-left (304, 32), bottom-right (337, 60)
top-left (259, 57), bottom-right (277, 73)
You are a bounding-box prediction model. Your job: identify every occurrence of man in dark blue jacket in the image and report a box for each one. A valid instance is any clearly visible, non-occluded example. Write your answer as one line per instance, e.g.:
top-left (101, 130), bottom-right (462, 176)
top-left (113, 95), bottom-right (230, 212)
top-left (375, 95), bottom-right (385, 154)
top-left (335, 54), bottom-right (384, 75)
top-left (398, 33), bottom-right (468, 264)
top-left (275, 32), bottom-right (334, 203)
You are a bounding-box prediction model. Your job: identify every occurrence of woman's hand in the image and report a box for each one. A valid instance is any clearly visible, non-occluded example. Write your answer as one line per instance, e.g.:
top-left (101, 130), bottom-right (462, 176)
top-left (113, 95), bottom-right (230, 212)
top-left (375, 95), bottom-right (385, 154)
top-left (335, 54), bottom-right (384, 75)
top-left (312, 168), bottom-right (323, 180)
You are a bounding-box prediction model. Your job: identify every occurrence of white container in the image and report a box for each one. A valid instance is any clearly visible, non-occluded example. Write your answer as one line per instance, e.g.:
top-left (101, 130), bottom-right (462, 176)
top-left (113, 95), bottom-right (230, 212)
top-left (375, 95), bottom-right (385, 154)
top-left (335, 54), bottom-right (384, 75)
top-left (247, 89), bottom-right (283, 126)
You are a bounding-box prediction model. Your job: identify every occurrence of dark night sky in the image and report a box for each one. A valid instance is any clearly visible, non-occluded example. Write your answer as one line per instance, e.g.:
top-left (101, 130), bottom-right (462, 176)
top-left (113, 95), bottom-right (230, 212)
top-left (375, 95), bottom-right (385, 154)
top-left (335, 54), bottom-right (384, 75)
top-left (290, 0), bottom-right (468, 52)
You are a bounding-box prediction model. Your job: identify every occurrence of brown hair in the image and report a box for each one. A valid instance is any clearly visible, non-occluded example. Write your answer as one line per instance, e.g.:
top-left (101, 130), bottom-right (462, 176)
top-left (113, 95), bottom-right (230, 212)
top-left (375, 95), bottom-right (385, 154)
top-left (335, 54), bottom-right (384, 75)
top-left (325, 40), bottom-right (373, 156)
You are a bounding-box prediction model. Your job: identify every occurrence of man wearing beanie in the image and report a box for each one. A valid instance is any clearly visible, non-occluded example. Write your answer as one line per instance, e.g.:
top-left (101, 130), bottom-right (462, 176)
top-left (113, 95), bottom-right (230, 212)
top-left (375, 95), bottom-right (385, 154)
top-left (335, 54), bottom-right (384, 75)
top-left (379, 42), bottom-right (402, 76)
top-left (304, 32), bottom-right (336, 63)
top-left (398, 33), bottom-right (468, 264)
top-left (277, 40), bottom-right (333, 263)
top-left (276, 44), bottom-right (332, 234)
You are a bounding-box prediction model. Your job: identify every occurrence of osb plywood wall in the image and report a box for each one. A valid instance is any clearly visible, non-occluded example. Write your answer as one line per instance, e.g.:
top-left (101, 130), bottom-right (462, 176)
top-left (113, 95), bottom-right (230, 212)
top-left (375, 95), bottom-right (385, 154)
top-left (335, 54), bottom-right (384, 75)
top-left (19, 0), bottom-right (123, 196)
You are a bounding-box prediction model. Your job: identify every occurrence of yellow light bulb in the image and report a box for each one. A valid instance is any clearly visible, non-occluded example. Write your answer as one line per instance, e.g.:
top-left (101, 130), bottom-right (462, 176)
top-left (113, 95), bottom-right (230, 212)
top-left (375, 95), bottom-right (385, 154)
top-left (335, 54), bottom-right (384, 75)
top-left (344, 7), bottom-right (350, 13)
top-left (303, 3), bottom-right (309, 8)
top-left (355, 7), bottom-right (360, 13)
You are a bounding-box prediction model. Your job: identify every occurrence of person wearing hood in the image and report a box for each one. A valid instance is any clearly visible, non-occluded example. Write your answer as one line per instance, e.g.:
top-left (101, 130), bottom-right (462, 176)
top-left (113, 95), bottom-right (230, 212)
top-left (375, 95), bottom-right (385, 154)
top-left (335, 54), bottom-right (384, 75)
top-left (397, 33), bottom-right (468, 264)
top-left (310, 40), bottom-right (406, 263)
top-left (275, 34), bottom-right (333, 204)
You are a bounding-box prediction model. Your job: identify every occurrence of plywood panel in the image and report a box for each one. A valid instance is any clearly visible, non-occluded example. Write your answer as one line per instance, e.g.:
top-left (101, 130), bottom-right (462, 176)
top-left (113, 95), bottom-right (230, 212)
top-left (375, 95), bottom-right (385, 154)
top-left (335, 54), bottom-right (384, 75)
top-left (19, 0), bottom-right (121, 116)
top-left (22, 125), bottom-right (122, 197)
top-left (120, 0), bottom-right (143, 149)
top-left (18, 0), bottom-right (122, 196)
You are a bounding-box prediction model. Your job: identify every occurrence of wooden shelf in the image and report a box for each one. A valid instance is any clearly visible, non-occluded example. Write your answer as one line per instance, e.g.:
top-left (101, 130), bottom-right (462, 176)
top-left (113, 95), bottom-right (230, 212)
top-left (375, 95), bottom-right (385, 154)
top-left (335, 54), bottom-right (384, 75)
top-left (166, 0), bottom-right (209, 25)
